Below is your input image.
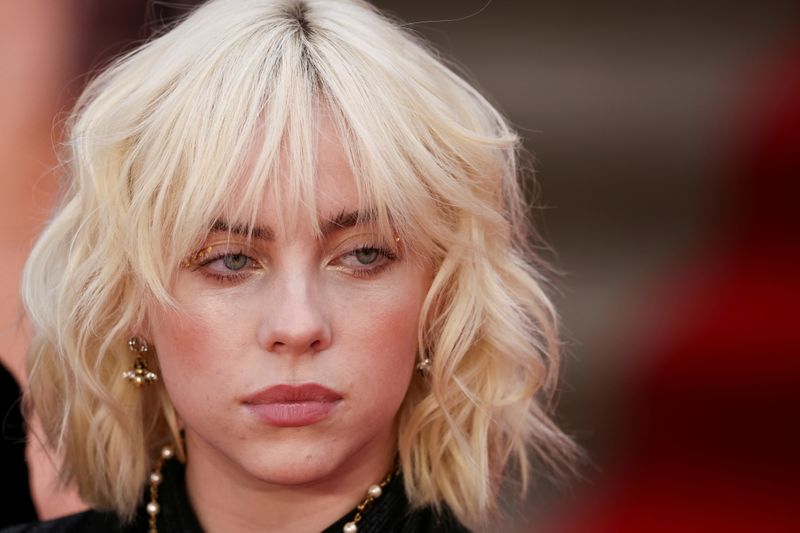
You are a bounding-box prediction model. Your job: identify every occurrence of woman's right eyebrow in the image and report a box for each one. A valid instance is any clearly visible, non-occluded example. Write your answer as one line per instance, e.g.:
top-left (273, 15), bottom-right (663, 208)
top-left (210, 220), bottom-right (274, 241)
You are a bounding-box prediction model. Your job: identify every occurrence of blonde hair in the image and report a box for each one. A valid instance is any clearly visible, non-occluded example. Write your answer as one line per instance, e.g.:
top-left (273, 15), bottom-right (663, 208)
top-left (22, 0), bottom-right (577, 529)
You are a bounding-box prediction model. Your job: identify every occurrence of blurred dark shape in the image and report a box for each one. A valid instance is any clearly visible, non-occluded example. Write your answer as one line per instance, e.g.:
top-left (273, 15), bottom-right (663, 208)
top-left (0, 364), bottom-right (36, 526)
top-left (542, 35), bottom-right (800, 533)
top-left (727, 36), bottom-right (800, 248)
top-left (73, 0), bottom-right (206, 97)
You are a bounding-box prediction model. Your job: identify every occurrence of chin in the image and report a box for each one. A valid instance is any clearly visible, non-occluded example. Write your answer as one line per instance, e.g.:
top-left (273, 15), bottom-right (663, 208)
top-left (241, 447), bottom-right (342, 487)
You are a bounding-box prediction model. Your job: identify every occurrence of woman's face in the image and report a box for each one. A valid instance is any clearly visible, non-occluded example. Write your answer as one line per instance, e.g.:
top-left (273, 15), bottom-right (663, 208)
top-left (146, 124), bottom-right (432, 489)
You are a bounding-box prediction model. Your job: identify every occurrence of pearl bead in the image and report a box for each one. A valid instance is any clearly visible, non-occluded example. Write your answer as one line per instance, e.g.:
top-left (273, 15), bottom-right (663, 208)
top-left (343, 522), bottom-right (358, 533)
top-left (146, 501), bottom-right (160, 515)
top-left (150, 472), bottom-right (163, 485)
top-left (367, 484), bottom-right (382, 499)
top-left (134, 376), bottom-right (144, 386)
top-left (161, 447), bottom-right (174, 459)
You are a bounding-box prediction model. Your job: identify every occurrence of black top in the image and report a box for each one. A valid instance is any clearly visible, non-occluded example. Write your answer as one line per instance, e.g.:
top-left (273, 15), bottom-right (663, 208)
top-left (1, 458), bottom-right (470, 532)
top-left (0, 368), bottom-right (37, 527)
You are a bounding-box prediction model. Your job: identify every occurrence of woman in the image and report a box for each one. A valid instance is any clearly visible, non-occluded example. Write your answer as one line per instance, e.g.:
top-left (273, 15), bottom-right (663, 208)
top-left (4, 0), bottom-right (576, 531)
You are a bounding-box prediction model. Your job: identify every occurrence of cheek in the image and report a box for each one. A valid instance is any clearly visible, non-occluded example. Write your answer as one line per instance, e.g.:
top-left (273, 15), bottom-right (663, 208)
top-left (338, 276), bottom-right (427, 393)
top-left (147, 301), bottom-right (245, 404)
top-left (377, 304), bottom-right (421, 358)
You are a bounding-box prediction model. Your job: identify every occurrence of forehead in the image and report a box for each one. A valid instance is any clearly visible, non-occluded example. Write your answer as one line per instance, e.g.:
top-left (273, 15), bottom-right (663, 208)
top-left (294, 117), bottom-right (357, 215)
top-left (230, 115), bottom-right (366, 237)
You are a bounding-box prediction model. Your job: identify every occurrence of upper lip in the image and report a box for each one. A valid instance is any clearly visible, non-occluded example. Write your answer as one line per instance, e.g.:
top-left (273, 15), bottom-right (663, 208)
top-left (243, 383), bottom-right (343, 404)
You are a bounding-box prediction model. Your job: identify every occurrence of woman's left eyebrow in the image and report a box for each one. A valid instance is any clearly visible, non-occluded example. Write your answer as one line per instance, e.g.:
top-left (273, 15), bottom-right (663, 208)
top-left (320, 209), bottom-right (376, 236)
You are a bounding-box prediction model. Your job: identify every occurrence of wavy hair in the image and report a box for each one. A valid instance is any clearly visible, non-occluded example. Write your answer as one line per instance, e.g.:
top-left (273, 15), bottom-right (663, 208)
top-left (22, 0), bottom-right (577, 529)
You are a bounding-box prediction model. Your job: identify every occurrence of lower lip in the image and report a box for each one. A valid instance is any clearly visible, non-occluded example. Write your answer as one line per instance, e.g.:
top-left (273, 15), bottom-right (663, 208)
top-left (246, 400), bottom-right (341, 427)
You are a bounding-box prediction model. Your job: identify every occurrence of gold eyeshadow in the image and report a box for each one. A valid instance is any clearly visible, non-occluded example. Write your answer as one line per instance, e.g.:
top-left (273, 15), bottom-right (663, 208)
top-left (180, 230), bottom-right (402, 281)
top-left (181, 246), bottom-right (213, 269)
top-left (180, 240), bottom-right (253, 269)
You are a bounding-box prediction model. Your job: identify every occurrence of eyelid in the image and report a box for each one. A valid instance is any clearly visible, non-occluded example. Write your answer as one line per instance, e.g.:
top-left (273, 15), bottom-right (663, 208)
top-left (328, 242), bottom-right (399, 276)
top-left (182, 240), bottom-right (262, 269)
top-left (331, 230), bottom-right (400, 252)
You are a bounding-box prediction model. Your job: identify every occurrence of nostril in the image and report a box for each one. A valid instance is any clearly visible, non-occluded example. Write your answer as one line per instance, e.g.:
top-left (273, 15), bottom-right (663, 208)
top-left (261, 322), bottom-right (332, 354)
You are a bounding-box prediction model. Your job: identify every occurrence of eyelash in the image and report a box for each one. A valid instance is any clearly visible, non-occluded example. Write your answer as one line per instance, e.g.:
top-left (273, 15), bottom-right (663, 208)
top-left (192, 245), bottom-right (398, 284)
top-left (343, 245), bottom-right (398, 279)
top-left (195, 250), bottom-right (255, 284)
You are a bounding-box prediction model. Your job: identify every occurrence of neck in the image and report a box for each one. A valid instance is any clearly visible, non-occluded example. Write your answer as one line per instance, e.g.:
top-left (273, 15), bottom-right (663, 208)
top-left (183, 431), bottom-right (398, 533)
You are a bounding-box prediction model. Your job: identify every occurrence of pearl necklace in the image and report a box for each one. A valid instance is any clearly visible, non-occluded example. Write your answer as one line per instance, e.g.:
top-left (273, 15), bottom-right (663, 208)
top-left (146, 446), bottom-right (398, 533)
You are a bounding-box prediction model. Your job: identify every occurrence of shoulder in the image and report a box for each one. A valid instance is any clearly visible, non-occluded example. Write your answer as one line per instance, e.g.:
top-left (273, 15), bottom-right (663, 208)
top-left (0, 509), bottom-right (137, 533)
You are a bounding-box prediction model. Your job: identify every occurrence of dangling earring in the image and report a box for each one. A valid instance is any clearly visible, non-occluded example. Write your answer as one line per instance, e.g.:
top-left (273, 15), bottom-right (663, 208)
top-left (123, 337), bottom-right (158, 387)
top-left (416, 356), bottom-right (431, 376)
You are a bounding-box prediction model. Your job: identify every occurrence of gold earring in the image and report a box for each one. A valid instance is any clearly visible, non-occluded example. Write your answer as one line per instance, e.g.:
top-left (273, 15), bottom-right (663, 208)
top-left (415, 356), bottom-right (431, 376)
top-left (123, 337), bottom-right (158, 387)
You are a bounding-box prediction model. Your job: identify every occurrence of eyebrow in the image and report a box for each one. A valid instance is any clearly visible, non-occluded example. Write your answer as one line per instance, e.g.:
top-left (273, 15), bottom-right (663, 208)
top-left (321, 209), bottom-right (376, 235)
top-left (210, 209), bottom-right (376, 241)
top-left (210, 220), bottom-right (274, 241)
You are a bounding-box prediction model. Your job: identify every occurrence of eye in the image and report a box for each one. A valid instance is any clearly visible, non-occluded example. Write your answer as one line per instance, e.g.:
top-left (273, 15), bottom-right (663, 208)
top-left (185, 245), bottom-right (262, 284)
top-left (203, 252), bottom-right (257, 278)
top-left (333, 244), bottom-right (398, 278)
top-left (221, 253), bottom-right (249, 271)
top-left (353, 247), bottom-right (380, 265)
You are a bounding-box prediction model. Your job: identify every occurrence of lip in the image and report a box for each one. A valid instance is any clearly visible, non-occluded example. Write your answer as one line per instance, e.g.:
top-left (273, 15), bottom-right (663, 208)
top-left (243, 383), bottom-right (343, 428)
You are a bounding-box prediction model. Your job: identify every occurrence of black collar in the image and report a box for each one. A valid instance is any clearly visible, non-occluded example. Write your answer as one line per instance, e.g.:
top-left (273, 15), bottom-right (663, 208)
top-left (152, 458), bottom-right (414, 533)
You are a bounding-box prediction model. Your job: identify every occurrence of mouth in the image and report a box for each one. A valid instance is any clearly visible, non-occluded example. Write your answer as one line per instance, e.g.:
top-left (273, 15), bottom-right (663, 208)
top-left (243, 383), bottom-right (343, 428)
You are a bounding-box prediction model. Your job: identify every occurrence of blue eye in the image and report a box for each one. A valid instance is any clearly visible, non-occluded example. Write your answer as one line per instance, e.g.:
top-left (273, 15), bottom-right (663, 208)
top-left (334, 245), bottom-right (398, 279)
top-left (189, 248), bottom-right (261, 284)
top-left (221, 253), bottom-right (249, 271)
top-left (354, 248), bottom-right (380, 265)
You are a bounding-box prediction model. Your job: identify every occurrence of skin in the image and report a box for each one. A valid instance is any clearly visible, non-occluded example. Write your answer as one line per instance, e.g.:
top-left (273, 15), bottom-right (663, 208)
top-left (145, 122), bottom-right (432, 533)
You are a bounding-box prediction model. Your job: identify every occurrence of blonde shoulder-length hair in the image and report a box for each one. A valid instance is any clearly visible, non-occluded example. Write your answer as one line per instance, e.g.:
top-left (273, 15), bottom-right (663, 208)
top-left (22, 0), bottom-right (576, 529)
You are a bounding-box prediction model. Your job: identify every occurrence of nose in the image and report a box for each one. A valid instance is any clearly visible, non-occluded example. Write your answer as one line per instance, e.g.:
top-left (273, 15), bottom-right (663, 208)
top-left (257, 272), bottom-right (332, 356)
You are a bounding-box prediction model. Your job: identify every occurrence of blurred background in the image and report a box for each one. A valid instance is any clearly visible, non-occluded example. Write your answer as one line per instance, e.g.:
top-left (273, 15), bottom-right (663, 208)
top-left (1, 1), bottom-right (798, 531)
